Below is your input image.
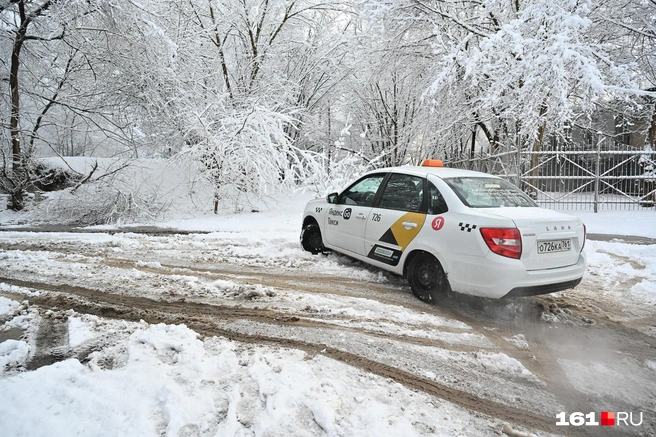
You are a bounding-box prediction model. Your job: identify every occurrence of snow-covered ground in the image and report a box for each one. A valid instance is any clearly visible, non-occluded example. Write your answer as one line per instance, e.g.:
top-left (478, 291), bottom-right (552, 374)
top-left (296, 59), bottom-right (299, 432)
top-left (571, 210), bottom-right (656, 239)
top-left (1, 317), bottom-right (495, 437)
top-left (0, 192), bottom-right (655, 437)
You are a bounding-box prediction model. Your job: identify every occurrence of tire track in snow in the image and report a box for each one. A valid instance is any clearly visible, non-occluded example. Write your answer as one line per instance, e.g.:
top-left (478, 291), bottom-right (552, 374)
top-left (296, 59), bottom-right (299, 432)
top-left (0, 257), bottom-right (481, 353)
top-left (0, 246), bottom-right (481, 340)
top-left (0, 241), bottom-right (439, 313)
top-left (1, 276), bottom-right (581, 437)
top-left (1, 242), bottom-right (651, 436)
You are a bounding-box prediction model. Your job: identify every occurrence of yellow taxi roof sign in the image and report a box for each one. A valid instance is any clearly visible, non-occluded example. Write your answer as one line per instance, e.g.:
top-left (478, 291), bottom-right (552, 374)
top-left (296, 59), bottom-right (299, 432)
top-left (421, 159), bottom-right (443, 167)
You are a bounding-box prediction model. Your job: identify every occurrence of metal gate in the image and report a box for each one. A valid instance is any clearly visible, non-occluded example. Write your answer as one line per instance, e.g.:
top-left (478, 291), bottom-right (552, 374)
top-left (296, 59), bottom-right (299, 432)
top-left (445, 142), bottom-right (656, 212)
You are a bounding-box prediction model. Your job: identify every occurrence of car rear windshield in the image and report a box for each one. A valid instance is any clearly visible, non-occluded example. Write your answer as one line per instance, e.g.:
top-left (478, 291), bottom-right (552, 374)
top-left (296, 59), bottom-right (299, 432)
top-left (444, 177), bottom-right (537, 208)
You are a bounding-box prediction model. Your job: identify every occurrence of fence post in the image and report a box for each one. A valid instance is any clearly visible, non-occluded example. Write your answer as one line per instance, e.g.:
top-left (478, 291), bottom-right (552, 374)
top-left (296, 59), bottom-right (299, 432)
top-left (516, 145), bottom-right (522, 188)
top-left (594, 138), bottom-right (602, 213)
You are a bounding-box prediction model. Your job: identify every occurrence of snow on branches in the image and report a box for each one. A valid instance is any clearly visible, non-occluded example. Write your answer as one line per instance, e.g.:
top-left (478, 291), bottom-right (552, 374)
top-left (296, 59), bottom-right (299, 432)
top-left (180, 99), bottom-right (323, 211)
top-left (431, 0), bottom-right (639, 137)
top-left (368, 0), bottom-right (646, 147)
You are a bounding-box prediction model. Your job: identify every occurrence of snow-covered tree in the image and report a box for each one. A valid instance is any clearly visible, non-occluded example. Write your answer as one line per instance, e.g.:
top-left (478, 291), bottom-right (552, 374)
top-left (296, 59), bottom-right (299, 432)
top-left (5, 0), bottom-right (656, 219)
top-left (1, 0), bottom-right (63, 209)
top-left (590, 0), bottom-right (656, 150)
top-left (366, 0), bottom-right (650, 155)
top-left (88, 0), bottom-right (355, 209)
top-left (1, 1), bottom-right (166, 209)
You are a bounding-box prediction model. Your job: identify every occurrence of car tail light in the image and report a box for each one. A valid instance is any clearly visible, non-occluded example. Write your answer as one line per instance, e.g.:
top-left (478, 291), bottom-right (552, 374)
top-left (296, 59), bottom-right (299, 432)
top-left (581, 224), bottom-right (586, 252)
top-left (480, 228), bottom-right (522, 259)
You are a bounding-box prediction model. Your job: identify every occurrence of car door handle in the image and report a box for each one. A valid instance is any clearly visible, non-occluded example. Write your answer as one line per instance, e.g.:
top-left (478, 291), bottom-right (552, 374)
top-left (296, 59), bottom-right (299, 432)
top-left (402, 221), bottom-right (418, 229)
top-left (356, 213), bottom-right (367, 219)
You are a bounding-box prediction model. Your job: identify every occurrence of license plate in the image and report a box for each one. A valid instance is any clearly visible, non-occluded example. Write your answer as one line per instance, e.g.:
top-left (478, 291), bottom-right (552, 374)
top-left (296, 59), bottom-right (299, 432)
top-left (537, 239), bottom-right (571, 254)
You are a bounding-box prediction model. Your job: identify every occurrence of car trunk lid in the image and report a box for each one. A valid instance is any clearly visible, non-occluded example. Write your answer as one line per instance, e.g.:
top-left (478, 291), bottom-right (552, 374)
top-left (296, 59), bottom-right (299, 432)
top-left (482, 207), bottom-right (584, 271)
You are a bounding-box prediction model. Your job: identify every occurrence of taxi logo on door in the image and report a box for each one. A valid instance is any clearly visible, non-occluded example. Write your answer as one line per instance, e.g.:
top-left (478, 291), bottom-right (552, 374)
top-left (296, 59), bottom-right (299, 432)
top-left (431, 216), bottom-right (445, 231)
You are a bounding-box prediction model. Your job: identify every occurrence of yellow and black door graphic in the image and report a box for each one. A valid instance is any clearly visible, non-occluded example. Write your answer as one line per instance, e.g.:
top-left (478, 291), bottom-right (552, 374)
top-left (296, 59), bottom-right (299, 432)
top-left (366, 212), bottom-right (425, 266)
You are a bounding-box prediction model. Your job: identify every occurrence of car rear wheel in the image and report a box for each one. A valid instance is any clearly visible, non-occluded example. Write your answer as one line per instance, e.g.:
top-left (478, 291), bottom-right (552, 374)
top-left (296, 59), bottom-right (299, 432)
top-left (301, 222), bottom-right (326, 254)
top-left (407, 253), bottom-right (448, 302)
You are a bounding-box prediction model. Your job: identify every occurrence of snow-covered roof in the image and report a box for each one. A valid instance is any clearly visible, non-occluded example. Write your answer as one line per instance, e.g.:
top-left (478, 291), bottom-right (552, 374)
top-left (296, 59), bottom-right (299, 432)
top-left (364, 165), bottom-right (499, 179)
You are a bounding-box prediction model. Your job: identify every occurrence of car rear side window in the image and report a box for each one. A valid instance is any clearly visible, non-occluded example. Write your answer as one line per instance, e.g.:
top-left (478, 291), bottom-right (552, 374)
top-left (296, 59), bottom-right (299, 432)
top-left (444, 177), bottom-right (537, 208)
top-left (378, 174), bottom-right (426, 212)
top-left (428, 182), bottom-right (448, 214)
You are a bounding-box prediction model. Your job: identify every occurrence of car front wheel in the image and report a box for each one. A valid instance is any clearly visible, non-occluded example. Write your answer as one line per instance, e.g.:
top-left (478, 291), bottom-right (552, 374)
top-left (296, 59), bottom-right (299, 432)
top-left (407, 253), bottom-right (448, 302)
top-left (301, 222), bottom-right (326, 254)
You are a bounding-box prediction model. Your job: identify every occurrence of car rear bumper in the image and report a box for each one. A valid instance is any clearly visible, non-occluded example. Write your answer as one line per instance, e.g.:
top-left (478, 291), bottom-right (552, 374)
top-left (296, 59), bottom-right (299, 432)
top-left (445, 252), bottom-right (586, 299)
top-left (502, 277), bottom-right (582, 298)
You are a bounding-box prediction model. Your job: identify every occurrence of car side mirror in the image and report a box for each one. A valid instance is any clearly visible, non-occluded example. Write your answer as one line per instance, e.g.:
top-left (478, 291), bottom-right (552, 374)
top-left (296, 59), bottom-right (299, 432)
top-left (326, 192), bottom-right (338, 204)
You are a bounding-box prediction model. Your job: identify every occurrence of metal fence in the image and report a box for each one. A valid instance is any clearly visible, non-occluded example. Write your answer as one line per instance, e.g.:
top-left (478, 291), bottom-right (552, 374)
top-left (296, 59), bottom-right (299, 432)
top-left (445, 142), bottom-right (656, 212)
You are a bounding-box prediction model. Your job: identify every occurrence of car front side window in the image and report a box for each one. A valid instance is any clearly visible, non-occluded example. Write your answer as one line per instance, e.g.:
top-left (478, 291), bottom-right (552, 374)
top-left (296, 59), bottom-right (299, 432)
top-left (337, 174), bottom-right (386, 206)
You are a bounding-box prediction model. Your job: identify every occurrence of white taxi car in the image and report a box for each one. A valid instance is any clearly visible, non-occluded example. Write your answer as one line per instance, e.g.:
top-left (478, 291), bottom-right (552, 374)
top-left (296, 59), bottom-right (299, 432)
top-left (300, 160), bottom-right (586, 302)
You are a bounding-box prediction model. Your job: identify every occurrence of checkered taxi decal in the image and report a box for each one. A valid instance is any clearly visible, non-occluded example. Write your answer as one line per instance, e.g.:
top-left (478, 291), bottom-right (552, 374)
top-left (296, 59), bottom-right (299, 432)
top-left (459, 223), bottom-right (477, 232)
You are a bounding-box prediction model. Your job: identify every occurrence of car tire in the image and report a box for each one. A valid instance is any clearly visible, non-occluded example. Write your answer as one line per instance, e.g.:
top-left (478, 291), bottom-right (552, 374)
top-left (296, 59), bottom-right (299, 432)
top-left (301, 222), bottom-right (326, 255)
top-left (407, 253), bottom-right (448, 302)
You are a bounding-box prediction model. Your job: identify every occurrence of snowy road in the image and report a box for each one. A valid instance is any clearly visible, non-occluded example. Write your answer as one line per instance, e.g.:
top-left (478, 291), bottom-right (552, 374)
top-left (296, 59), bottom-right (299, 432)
top-left (1, 228), bottom-right (654, 436)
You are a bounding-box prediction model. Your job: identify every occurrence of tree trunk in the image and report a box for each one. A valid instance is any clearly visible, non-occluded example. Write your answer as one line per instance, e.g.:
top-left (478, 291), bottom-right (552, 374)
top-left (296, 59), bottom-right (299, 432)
top-left (6, 1), bottom-right (55, 210)
top-left (529, 122), bottom-right (547, 196)
top-left (528, 105), bottom-right (548, 196)
top-left (476, 121), bottom-right (500, 153)
top-left (6, 2), bottom-right (31, 210)
top-left (10, 2), bottom-right (29, 177)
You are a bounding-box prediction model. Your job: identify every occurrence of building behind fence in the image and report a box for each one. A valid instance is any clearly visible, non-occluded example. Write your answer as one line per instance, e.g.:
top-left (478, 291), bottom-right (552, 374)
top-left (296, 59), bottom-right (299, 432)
top-left (445, 141), bottom-right (656, 212)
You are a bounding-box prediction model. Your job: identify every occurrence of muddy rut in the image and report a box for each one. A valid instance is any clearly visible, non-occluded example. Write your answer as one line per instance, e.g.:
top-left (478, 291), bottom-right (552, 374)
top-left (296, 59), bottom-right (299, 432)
top-left (1, 276), bottom-right (583, 436)
top-left (1, 236), bottom-right (654, 437)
